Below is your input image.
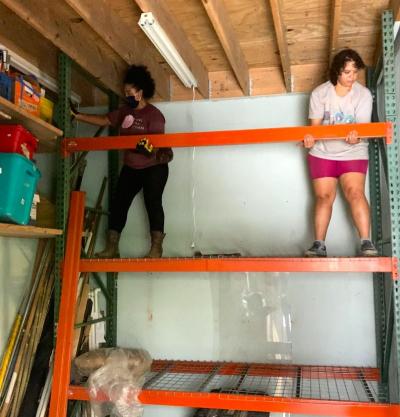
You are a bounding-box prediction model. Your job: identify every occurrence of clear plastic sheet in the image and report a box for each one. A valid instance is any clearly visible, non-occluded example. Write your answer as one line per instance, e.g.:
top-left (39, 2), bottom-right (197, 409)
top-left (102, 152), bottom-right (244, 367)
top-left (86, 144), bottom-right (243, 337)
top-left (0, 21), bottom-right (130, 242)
top-left (210, 272), bottom-right (292, 364)
top-left (73, 348), bottom-right (152, 417)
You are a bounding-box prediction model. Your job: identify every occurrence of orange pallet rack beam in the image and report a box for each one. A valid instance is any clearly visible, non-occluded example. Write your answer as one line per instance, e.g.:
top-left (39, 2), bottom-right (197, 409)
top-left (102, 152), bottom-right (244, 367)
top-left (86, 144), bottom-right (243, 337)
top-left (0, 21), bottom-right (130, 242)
top-left (62, 122), bottom-right (392, 155)
top-left (79, 256), bottom-right (398, 279)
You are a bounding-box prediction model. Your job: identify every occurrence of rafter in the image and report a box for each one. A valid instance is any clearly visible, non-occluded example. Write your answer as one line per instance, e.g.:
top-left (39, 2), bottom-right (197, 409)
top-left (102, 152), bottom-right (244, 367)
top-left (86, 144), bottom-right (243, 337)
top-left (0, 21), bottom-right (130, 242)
top-left (133, 0), bottom-right (209, 98)
top-left (201, 0), bottom-right (250, 95)
top-left (64, 0), bottom-right (170, 99)
top-left (0, 0), bottom-right (126, 95)
top-left (268, 0), bottom-right (292, 92)
top-left (329, 0), bottom-right (342, 63)
top-left (391, 0), bottom-right (400, 21)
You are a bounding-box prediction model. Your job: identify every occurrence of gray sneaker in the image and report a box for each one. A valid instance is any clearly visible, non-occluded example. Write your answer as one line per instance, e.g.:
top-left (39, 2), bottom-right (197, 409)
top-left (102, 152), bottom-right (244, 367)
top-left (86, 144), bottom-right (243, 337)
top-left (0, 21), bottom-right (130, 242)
top-left (360, 240), bottom-right (378, 257)
top-left (305, 241), bottom-right (327, 257)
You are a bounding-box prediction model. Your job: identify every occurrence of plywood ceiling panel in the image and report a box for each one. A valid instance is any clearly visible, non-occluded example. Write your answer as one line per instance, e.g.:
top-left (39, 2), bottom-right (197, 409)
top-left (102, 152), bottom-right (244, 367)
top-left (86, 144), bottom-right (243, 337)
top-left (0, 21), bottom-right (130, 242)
top-left (0, 0), bottom-right (392, 100)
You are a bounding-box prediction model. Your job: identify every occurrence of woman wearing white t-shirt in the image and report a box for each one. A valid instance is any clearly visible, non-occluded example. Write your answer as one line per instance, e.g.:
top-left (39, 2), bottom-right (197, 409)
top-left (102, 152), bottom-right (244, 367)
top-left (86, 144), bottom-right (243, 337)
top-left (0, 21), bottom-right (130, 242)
top-left (303, 49), bottom-right (378, 257)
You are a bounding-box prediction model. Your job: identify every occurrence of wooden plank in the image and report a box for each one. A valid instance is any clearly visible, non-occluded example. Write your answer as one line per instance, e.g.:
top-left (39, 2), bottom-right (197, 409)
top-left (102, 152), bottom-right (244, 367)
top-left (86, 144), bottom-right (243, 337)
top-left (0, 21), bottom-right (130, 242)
top-left (0, 0), bottom-right (127, 96)
top-left (133, 0), bottom-right (209, 98)
top-left (0, 223), bottom-right (62, 238)
top-left (64, 0), bottom-right (170, 100)
top-left (329, 0), bottom-right (342, 62)
top-left (268, 0), bottom-right (292, 92)
top-left (391, 0), bottom-right (400, 20)
top-left (0, 96), bottom-right (62, 151)
top-left (201, 0), bottom-right (250, 95)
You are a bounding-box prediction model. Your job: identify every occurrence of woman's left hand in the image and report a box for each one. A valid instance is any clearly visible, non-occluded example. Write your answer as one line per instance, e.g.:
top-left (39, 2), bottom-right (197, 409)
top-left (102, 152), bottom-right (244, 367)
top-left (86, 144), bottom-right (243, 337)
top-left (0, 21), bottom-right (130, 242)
top-left (345, 130), bottom-right (361, 144)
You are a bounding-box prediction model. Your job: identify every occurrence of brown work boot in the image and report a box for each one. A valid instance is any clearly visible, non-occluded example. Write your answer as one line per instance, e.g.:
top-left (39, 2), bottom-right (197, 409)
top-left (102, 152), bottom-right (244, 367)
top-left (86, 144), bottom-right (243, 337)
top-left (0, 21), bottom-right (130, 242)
top-left (95, 230), bottom-right (120, 258)
top-left (146, 231), bottom-right (165, 258)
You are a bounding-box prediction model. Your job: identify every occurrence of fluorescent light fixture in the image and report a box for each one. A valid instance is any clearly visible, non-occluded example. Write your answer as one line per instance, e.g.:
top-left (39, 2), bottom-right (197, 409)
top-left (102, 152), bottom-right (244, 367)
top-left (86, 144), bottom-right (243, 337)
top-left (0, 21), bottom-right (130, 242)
top-left (138, 12), bottom-right (198, 88)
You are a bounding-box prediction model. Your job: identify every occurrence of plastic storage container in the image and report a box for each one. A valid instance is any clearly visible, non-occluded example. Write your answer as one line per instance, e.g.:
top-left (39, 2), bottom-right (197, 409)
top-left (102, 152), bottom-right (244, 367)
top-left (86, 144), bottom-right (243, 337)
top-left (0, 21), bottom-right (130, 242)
top-left (0, 72), bottom-right (12, 100)
top-left (39, 96), bottom-right (54, 124)
top-left (0, 124), bottom-right (38, 159)
top-left (0, 153), bottom-right (41, 225)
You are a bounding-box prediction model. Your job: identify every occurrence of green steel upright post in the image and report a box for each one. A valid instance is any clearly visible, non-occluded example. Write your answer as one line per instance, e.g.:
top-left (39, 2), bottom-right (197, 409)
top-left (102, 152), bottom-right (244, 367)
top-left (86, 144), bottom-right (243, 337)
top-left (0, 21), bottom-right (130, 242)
top-left (105, 91), bottom-right (120, 347)
top-left (367, 68), bottom-right (387, 380)
top-left (54, 53), bottom-right (72, 318)
top-left (382, 10), bottom-right (400, 401)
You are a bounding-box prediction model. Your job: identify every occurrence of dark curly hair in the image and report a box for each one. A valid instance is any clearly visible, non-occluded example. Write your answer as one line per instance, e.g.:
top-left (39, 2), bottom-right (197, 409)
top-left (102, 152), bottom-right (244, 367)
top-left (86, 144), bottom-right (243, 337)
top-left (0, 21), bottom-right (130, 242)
top-left (329, 49), bottom-right (365, 85)
top-left (124, 65), bottom-right (156, 99)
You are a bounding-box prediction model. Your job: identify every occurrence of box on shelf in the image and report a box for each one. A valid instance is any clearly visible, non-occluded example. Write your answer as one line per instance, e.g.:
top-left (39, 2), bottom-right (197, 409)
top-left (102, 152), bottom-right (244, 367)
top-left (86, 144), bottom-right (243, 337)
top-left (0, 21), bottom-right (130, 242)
top-left (36, 195), bottom-right (56, 228)
top-left (0, 153), bottom-right (41, 225)
top-left (0, 124), bottom-right (38, 159)
top-left (30, 193), bottom-right (40, 222)
top-left (0, 72), bottom-right (12, 101)
top-left (13, 74), bottom-right (41, 117)
top-left (39, 96), bottom-right (54, 124)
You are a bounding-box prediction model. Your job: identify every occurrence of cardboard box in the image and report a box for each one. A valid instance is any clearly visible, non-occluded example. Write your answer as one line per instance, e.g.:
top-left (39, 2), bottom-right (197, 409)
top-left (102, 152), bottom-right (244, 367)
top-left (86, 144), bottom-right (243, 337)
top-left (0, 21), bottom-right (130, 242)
top-left (13, 75), bottom-right (41, 117)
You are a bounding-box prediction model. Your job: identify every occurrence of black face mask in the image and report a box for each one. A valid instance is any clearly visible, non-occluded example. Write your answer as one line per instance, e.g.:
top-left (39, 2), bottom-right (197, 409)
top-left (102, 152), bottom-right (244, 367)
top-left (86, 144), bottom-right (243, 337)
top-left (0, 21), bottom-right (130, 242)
top-left (126, 96), bottom-right (139, 109)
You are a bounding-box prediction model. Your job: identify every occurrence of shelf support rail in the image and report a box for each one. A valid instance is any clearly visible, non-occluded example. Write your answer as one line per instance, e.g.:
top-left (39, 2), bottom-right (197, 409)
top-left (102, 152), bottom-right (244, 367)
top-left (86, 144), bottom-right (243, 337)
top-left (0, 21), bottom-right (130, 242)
top-left (61, 122), bottom-right (392, 157)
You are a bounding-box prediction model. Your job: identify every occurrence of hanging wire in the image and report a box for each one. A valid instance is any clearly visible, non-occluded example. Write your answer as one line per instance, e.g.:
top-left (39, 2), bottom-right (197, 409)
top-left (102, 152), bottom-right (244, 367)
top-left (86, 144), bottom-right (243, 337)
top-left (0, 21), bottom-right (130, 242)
top-left (190, 85), bottom-right (197, 250)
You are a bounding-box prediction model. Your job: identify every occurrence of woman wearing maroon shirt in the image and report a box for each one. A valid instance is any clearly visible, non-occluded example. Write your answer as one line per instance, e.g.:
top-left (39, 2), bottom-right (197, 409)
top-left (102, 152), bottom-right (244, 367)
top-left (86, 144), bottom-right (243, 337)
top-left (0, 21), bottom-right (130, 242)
top-left (74, 65), bottom-right (172, 258)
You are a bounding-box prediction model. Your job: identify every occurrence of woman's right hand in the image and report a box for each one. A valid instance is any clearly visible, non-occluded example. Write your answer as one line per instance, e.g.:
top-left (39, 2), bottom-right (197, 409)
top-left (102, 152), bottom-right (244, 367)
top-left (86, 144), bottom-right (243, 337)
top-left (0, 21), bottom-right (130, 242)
top-left (303, 134), bottom-right (316, 148)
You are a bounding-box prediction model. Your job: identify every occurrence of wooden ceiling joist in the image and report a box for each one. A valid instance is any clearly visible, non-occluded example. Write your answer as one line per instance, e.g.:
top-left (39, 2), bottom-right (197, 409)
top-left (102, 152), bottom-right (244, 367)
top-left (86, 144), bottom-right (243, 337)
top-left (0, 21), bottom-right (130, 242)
top-left (391, 0), bottom-right (400, 20)
top-left (201, 0), bottom-right (250, 95)
top-left (133, 0), bottom-right (210, 98)
top-left (0, 0), bottom-right (126, 95)
top-left (64, 0), bottom-right (170, 99)
top-left (268, 0), bottom-right (292, 92)
top-left (0, 3), bottom-right (58, 80)
top-left (329, 0), bottom-right (342, 63)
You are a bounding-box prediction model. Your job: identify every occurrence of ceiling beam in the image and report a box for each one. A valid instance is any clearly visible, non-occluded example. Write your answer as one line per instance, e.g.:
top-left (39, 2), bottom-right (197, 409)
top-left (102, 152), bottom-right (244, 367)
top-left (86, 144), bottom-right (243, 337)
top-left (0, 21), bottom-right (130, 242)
top-left (0, 3), bottom-right (58, 79)
top-left (0, 0), bottom-right (126, 95)
top-left (329, 0), bottom-right (342, 63)
top-left (133, 0), bottom-right (209, 98)
top-left (64, 0), bottom-right (170, 100)
top-left (201, 0), bottom-right (250, 95)
top-left (268, 0), bottom-right (292, 92)
top-left (391, 0), bottom-right (400, 21)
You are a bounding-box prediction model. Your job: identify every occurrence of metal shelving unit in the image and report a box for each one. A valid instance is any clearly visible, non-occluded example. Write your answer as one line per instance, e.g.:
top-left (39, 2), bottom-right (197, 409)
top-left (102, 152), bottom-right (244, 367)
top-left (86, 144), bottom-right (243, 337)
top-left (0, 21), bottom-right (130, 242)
top-left (48, 189), bottom-right (400, 417)
top-left (48, 9), bottom-right (400, 417)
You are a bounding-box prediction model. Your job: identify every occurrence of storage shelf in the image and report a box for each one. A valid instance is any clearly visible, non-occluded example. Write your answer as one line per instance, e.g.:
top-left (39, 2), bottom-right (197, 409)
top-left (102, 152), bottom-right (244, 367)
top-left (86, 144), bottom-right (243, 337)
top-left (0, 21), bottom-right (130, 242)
top-left (0, 96), bottom-right (62, 152)
top-left (0, 222), bottom-right (62, 238)
top-left (68, 360), bottom-right (400, 416)
top-left (79, 256), bottom-right (397, 278)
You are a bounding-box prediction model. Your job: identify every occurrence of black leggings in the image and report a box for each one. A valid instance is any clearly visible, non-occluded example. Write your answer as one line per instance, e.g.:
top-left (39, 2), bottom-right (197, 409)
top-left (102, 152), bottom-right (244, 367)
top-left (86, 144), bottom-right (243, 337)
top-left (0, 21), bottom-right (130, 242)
top-left (109, 164), bottom-right (169, 233)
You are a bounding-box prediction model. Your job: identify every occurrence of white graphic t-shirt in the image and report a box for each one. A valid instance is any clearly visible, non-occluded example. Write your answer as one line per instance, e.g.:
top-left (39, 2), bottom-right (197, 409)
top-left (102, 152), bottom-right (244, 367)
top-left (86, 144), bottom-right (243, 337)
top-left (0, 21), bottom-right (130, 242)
top-left (308, 81), bottom-right (372, 160)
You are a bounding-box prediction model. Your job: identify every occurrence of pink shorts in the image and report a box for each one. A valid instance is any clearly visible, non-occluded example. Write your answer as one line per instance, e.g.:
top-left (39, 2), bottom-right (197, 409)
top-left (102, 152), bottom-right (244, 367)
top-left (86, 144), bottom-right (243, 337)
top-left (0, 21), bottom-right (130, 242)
top-left (308, 154), bottom-right (368, 179)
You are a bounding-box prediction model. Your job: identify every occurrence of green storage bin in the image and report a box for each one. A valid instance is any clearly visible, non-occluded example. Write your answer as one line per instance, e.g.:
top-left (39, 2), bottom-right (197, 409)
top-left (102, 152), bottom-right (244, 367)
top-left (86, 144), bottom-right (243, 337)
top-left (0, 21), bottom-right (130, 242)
top-left (0, 152), bottom-right (41, 224)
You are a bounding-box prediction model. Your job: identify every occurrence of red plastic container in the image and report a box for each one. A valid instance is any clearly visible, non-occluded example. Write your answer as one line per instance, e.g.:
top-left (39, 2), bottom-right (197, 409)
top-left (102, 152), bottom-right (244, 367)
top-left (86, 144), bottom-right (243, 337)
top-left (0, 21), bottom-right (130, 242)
top-left (0, 124), bottom-right (38, 159)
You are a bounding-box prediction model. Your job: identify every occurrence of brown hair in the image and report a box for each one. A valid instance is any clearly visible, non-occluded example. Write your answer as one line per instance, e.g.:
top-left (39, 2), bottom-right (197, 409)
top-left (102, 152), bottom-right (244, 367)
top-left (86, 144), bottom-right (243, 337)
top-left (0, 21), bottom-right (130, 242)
top-left (329, 49), bottom-right (365, 85)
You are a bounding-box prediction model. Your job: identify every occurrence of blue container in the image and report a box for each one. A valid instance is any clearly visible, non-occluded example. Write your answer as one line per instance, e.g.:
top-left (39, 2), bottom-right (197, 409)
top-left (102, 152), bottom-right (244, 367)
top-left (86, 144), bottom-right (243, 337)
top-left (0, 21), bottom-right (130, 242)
top-left (0, 72), bottom-right (12, 100)
top-left (0, 153), bottom-right (41, 225)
